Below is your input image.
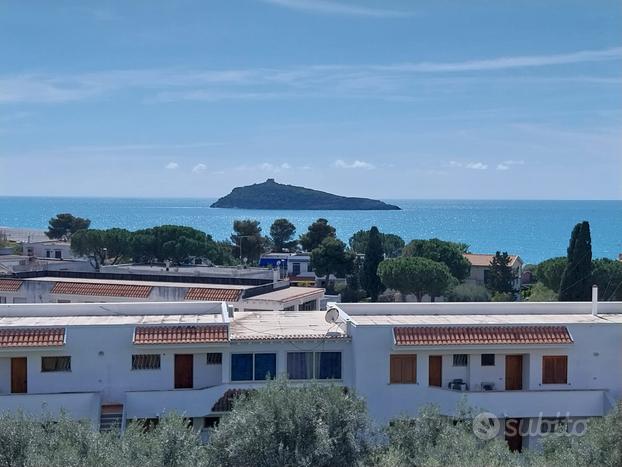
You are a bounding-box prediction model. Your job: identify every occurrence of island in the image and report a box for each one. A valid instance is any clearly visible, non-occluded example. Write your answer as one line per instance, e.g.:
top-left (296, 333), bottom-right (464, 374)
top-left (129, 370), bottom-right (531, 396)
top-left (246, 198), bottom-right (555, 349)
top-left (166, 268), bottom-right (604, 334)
top-left (210, 179), bottom-right (401, 210)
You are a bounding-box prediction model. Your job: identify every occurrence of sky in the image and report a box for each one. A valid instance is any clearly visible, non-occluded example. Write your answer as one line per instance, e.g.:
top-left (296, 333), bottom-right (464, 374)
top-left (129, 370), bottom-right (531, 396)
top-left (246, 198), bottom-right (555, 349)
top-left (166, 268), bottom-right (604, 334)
top-left (1, 0), bottom-right (621, 199)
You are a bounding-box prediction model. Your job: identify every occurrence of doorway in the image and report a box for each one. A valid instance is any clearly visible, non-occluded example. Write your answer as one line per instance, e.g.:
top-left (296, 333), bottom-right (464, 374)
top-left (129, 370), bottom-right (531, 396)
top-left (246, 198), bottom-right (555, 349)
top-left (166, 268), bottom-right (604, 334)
top-left (11, 357), bottom-right (27, 394)
top-left (505, 418), bottom-right (523, 452)
top-left (429, 355), bottom-right (442, 387)
top-left (174, 354), bottom-right (194, 389)
top-left (505, 355), bottom-right (523, 390)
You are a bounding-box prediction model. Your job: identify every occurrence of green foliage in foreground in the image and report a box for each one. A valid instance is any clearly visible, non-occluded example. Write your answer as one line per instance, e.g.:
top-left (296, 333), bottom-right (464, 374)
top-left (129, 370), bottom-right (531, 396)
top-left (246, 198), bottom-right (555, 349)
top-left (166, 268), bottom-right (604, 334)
top-left (0, 381), bottom-right (620, 467)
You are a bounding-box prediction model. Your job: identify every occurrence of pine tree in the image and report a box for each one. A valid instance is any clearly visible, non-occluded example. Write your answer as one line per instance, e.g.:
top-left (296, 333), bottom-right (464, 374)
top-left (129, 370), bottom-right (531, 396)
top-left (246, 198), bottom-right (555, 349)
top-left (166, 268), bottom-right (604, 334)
top-left (559, 221), bottom-right (593, 301)
top-left (360, 226), bottom-right (385, 301)
top-left (486, 251), bottom-right (516, 295)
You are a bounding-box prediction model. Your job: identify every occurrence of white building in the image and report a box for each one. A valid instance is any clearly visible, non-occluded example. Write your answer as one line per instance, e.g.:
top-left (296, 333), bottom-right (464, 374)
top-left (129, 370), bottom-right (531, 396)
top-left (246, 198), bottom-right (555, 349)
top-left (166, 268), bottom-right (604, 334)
top-left (22, 240), bottom-right (76, 260)
top-left (0, 297), bottom-right (620, 451)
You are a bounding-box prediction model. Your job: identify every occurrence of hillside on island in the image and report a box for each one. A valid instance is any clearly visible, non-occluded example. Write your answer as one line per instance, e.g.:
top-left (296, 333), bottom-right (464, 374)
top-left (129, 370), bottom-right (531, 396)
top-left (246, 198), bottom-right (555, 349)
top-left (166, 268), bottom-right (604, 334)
top-left (211, 179), bottom-right (401, 210)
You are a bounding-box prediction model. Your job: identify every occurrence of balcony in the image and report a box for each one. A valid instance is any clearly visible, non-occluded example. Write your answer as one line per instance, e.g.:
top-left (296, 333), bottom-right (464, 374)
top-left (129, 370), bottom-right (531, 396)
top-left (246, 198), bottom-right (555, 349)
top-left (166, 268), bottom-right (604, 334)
top-left (386, 385), bottom-right (609, 419)
top-left (0, 392), bottom-right (101, 425)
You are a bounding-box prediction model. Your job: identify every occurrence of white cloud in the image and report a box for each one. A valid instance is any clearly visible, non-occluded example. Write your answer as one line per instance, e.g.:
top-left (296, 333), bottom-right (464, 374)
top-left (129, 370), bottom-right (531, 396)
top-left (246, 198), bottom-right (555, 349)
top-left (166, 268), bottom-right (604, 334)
top-left (465, 162), bottom-right (488, 170)
top-left (192, 163), bottom-right (207, 174)
top-left (165, 161), bottom-right (179, 170)
top-left (334, 159), bottom-right (375, 170)
top-left (261, 0), bottom-right (412, 17)
top-left (448, 161), bottom-right (463, 167)
top-left (496, 163), bottom-right (510, 171)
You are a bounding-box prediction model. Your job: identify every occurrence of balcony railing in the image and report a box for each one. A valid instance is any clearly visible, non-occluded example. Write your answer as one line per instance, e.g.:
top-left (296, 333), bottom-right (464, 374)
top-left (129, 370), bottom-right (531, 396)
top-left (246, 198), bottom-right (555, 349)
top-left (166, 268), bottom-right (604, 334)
top-left (0, 392), bottom-right (101, 426)
top-left (386, 385), bottom-right (609, 419)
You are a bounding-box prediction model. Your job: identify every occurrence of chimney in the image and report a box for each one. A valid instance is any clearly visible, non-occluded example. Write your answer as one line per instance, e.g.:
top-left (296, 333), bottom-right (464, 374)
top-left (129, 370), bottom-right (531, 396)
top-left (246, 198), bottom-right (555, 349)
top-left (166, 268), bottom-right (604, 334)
top-left (591, 285), bottom-right (598, 316)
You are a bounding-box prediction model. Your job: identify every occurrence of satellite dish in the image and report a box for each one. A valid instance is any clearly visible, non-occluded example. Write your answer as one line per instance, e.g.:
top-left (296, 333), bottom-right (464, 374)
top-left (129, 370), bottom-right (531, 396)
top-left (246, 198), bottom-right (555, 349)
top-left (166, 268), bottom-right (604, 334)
top-left (324, 307), bottom-right (340, 324)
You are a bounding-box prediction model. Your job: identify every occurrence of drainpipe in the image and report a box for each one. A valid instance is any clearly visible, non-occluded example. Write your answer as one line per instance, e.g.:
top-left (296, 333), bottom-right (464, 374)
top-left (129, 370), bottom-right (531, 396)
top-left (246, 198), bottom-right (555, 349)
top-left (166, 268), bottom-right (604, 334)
top-left (591, 285), bottom-right (598, 316)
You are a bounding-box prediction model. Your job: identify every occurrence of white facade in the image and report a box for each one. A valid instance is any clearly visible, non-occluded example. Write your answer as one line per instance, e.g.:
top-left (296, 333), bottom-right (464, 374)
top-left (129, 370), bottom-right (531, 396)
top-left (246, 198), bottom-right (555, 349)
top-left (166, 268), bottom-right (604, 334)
top-left (22, 241), bottom-right (76, 260)
top-left (0, 300), bottom-right (620, 450)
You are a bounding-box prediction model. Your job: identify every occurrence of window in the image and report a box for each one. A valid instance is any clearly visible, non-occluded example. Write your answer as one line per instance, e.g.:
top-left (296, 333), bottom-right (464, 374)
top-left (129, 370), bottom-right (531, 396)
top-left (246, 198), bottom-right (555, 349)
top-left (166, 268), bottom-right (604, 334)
top-left (299, 299), bottom-right (316, 311)
top-left (206, 353), bottom-right (222, 365)
top-left (57, 299), bottom-right (71, 303)
top-left (287, 352), bottom-right (342, 380)
top-left (46, 250), bottom-right (51, 258)
top-left (315, 352), bottom-right (341, 379)
top-left (41, 356), bottom-right (71, 372)
top-left (292, 262), bottom-right (301, 275)
top-left (453, 354), bottom-right (468, 367)
top-left (132, 354), bottom-right (161, 370)
top-left (55, 250), bottom-right (62, 259)
top-left (481, 354), bottom-right (495, 366)
top-left (231, 353), bottom-right (276, 381)
top-left (254, 354), bottom-right (277, 380)
top-left (542, 356), bottom-right (567, 384)
top-left (0, 297), bottom-right (6, 304)
top-left (283, 305), bottom-right (295, 311)
top-left (390, 354), bottom-right (417, 384)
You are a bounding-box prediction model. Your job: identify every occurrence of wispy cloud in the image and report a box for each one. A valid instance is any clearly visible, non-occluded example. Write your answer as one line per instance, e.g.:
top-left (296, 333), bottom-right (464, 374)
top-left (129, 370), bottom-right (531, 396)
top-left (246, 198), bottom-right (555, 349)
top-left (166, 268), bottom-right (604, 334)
top-left (0, 47), bottom-right (619, 104)
top-left (261, 0), bottom-right (412, 17)
top-left (192, 163), bottom-right (207, 174)
top-left (165, 161), bottom-right (179, 170)
top-left (334, 159), bottom-right (375, 169)
top-left (496, 160), bottom-right (525, 171)
top-left (236, 162), bottom-right (292, 173)
top-left (449, 161), bottom-right (488, 170)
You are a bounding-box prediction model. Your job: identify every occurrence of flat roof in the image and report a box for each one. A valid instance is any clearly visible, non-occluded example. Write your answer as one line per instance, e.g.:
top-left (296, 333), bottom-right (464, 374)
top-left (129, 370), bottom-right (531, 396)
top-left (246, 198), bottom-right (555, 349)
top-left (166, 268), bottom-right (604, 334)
top-left (244, 287), bottom-right (324, 303)
top-left (0, 301), bottom-right (225, 317)
top-left (22, 276), bottom-right (251, 290)
top-left (349, 313), bottom-right (622, 326)
top-left (231, 310), bottom-right (346, 340)
top-left (0, 314), bottom-right (225, 327)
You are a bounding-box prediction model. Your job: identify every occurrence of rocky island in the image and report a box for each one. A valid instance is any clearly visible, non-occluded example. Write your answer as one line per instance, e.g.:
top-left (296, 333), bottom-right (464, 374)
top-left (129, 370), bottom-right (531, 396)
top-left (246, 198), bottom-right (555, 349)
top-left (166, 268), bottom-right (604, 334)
top-left (211, 179), bottom-right (401, 210)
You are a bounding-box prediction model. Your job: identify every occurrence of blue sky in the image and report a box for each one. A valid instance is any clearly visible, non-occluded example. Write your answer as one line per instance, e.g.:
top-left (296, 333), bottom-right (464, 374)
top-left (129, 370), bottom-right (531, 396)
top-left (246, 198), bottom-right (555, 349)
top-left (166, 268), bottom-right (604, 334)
top-left (1, 0), bottom-right (621, 199)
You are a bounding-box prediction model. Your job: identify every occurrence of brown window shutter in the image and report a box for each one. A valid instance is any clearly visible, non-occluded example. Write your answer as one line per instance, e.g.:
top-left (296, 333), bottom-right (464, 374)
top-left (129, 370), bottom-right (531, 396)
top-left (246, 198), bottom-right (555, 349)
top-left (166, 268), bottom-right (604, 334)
top-left (390, 355), bottom-right (417, 384)
top-left (543, 356), bottom-right (568, 384)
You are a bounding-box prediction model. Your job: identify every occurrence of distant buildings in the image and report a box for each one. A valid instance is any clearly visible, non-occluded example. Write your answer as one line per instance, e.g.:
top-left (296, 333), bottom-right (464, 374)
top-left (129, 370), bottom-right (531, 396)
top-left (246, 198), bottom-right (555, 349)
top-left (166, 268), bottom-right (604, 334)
top-left (464, 253), bottom-right (524, 291)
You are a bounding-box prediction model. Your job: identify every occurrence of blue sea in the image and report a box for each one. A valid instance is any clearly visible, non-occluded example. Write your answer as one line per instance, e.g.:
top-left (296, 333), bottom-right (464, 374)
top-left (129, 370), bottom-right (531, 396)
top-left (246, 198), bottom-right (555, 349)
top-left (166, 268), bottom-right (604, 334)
top-left (1, 197), bottom-right (620, 264)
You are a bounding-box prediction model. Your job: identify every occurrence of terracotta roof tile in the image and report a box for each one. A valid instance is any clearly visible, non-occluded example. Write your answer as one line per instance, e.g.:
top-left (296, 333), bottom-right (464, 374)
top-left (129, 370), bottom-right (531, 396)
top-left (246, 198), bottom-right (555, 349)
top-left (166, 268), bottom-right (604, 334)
top-left (133, 325), bottom-right (228, 344)
top-left (184, 287), bottom-right (242, 302)
top-left (51, 281), bottom-right (152, 298)
top-left (0, 328), bottom-right (65, 347)
top-left (394, 326), bottom-right (573, 346)
top-left (211, 389), bottom-right (255, 412)
top-left (0, 279), bottom-right (23, 292)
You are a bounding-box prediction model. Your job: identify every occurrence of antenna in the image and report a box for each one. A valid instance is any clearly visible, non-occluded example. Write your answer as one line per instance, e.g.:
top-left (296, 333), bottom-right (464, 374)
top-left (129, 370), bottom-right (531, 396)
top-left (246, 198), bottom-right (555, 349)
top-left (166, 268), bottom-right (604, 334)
top-left (324, 307), bottom-right (340, 324)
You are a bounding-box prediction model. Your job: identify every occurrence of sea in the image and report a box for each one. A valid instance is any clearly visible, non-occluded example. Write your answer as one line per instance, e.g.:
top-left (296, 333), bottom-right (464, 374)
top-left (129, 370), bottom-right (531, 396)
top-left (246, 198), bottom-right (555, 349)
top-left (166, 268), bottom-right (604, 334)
top-left (0, 197), bottom-right (620, 264)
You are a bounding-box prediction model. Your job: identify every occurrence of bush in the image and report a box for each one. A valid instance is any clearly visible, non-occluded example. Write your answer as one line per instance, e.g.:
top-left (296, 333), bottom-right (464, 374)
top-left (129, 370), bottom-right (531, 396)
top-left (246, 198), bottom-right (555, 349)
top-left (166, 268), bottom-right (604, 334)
top-left (204, 378), bottom-right (370, 466)
top-left (525, 283), bottom-right (558, 302)
top-left (446, 283), bottom-right (491, 302)
top-left (491, 292), bottom-right (514, 302)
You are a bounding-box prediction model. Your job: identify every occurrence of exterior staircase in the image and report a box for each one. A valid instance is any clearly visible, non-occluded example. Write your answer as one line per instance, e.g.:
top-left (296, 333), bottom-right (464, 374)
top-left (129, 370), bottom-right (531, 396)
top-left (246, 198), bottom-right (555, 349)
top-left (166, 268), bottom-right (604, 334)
top-left (100, 404), bottom-right (124, 432)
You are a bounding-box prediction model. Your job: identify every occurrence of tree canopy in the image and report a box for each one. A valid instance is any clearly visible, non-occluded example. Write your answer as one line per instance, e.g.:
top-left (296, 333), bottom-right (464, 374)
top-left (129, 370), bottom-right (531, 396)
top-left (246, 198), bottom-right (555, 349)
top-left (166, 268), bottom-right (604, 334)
top-left (132, 225), bottom-right (213, 265)
top-left (486, 251), bottom-right (515, 295)
top-left (269, 218), bottom-right (297, 252)
top-left (45, 213), bottom-right (91, 240)
top-left (378, 257), bottom-right (453, 301)
top-left (310, 237), bottom-right (355, 284)
top-left (559, 221), bottom-right (592, 301)
top-left (205, 378), bottom-right (371, 466)
top-left (70, 228), bottom-right (132, 268)
top-left (534, 257), bottom-right (567, 292)
top-left (592, 258), bottom-right (622, 301)
top-left (230, 219), bottom-right (268, 264)
top-left (349, 230), bottom-right (405, 258)
top-left (299, 218), bottom-right (336, 251)
top-left (446, 283), bottom-right (490, 302)
top-left (360, 226), bottom-right (385, 301)
top-left (402, 238), bottom-right (471, 281)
